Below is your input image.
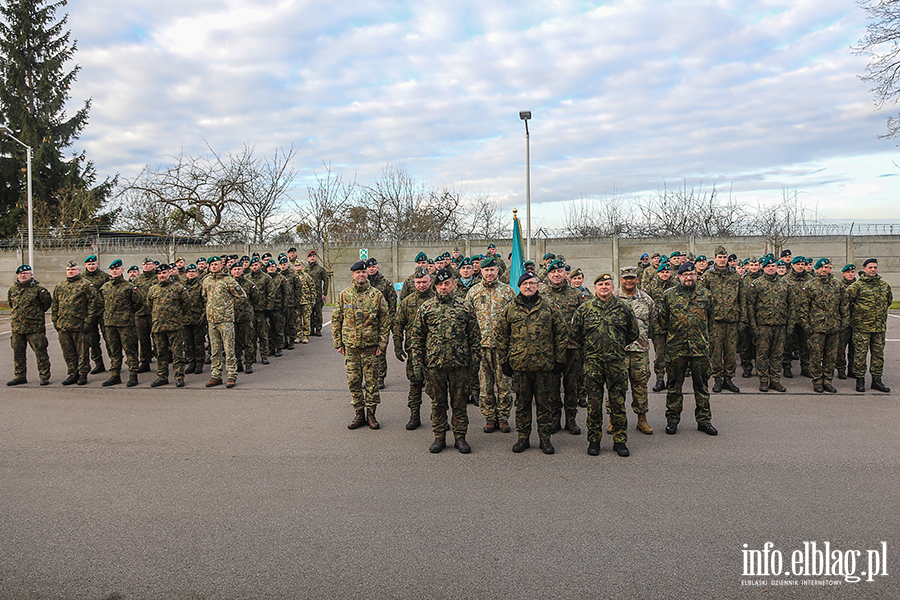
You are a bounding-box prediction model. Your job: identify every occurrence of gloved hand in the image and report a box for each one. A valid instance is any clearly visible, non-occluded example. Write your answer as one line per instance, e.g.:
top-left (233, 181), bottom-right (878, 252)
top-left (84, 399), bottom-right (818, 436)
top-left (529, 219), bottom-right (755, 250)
top-left (554, 362), bottom-right (566, 375)
top-left (395, 347), bottom-right (407, 362)
top-left (501, 363), bottom-right (513, 377)
top-left (83, 321), bottom-right (93, 334)
top-left (413, 364), bottom-right (425, 382)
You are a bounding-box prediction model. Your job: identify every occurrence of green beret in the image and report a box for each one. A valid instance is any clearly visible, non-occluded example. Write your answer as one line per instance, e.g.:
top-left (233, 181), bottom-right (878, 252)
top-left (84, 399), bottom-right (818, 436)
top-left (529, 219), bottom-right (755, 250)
top-left (842, 263), bottom-right (856, 272)
top-left (694, 255), bottom-right (707, 262)
top-left (127, 265), bottom-right (139, 273)
top-left (208, 256), bottom-right (222, 263)
top-left (459, 257), bottom-right (473, 267)
top-left (481, 256), bottom-right (497, 269)
top-left (108, 259), bottom-right (123, 269)
top-left (543, 252), bottom-right (556, 261)
top-left (547, 259), bottom-right (565, 272)
top-left (657, 262), bottom-right (671, 272)
top-left (815, 258), bottom-right (831, 269)
top-left (186, 263), bottom-right (198, 271)
top-left (16, 264), bottom-right (32, 274)
top-left (791, 256), bottom-right (805, 265)
top-left (523, 259), bottom-right (536, 268)
top-left (415, 252), bottom-right (428, 262)
top-left (427, 258), bottom-right (434, 265)
top-left (84, 255), bottom-right (98, 263)
top-left (414, 266), bottom-right (430, 279)
top-left (197, 257), bottom-right (207, 263)
top-left (669, 251), bottom-right (683, 258)
top-left (487, 243), bottom-right (496, 249)
top-left (776, 260), bottom-right (787, 267)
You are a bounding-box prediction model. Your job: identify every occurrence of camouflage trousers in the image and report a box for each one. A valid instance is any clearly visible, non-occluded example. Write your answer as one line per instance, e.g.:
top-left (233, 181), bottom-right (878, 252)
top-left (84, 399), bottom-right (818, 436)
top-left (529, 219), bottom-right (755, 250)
top-left (478, 347), bottom-right (513, 421)
top-left (376, 332), bottom-right (390, 382)
top-left (311, 299), bottom-right (324, 333)
top-left (253, 313), bottom-right (269, 360)
top-left (135, 315), bottom-right (153, 365)
top-left (851, 331), bottom-right (886, 378)
top-left (183, 322), bottom-right (206, 367)
top-left (104, 325), bottom-right (138, 376)
top-left (58, 329), bottom-right (89, 376)
top-left (152, 329), bottom-right (185, 380)
top-left (284, 306), bottom-right (297, 344)
top-left (209, 321), bottom-right (237, 380)
top-left (297, 303), bottom-right (312, 338)
top-left (709, 321), bottom-right (738, 379)
top-left (651, 333), bottom-right (667, 378)
top-left (665, 355), bottom-right (712, 426)
top-left (11, 331), bottom-right (50, 380)
top-left (783, 323), bottom-right (810, 371)
top-left (427, 367), bottom-right (470, 437)
top-left (739, 323), bottom-right (756, 373)
top-left (756, 325), bottom-right (786, 384)
top-left (808, 330), bottom-right (838, 384)
top-left (268, 311), bottom-right (284, 354)
top-left (468, 358), bottom-right (480, 400)
top-left (584, 358), bottom-right (628, 444)
top-left (512, 370), bottom-right (555, 439)
top-left (234, 320), bottom-right (256, 365)
top-left (345, 346), bottom-right (380, 409)
top-left (404, 357), bottom-right (425, 410)
top-left (86, 319), bottom-right (104, 365)
top-left (836, 328), bottom-right (853, 374)
top-left (607, 351), bottom-right (650, 415)
top-left (552, 347), bottom-right (581, 422)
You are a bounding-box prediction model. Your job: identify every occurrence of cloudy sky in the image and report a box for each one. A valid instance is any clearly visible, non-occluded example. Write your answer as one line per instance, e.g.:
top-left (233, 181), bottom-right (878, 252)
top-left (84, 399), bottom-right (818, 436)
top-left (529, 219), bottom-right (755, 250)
top-left (66, 0), bottom-right (899, 231)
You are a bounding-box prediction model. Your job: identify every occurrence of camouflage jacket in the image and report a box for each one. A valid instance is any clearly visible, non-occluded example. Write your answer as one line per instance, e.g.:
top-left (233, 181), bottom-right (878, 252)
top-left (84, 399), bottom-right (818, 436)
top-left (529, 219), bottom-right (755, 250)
top-left (466, 278), bottom-right (515, 348)
top-left (785, 270), bottom-right (811, 325)
top-left (745, 273), bottom-right (794, 329)
top-left (739, 270), bottom-right (764, 323)
top-left (571, 294), bottom-right (639, 362)
top-left (134, 271), bottom-right (158, 317)
top-left (643, 276), bottom-right (675, 335)
top-left (701, 265), bottom-right (742, 322)
top-left (269, 272), bottom-right (288, 311)
top-left (394, 286), bottom-right (436, 353)
top-left (297, 271), bottom-right (316, 305)
top-left (368, 272), bottom-right (398, 319)
top-left (846, 274), bottom-right (893, 333)
top-left (496, 293), bottom-right (566, 372)
top-left (201, 272), bottom-right (246, 324)
top-left (233, 275), bottom-right (259, 323)
top-left (8, 278), bottom-right (51, 334)
top-left (81, 268), bottom-right (111, 289)
top-left (147, 279), bottom-right (189, 333)
top-left (183, 277), bottom-right (206, 326)
top-left (803, 273), bottom-right (846, 334)
top-left (98, 276), bottom-right (144, 327)
top-left (51, 276), bottom-right (100, 331)
top-left (613, 288), bottom-right (655, 353)
top-left (332, 281), bottom-right (390, 351)
top-left (658, 282), bottom-right (714, 359)
top-left (574, 285), bottom-right (592, 300)
top-left (307, 262), bottom-right (329, 300)
top-left (539, 281), bottom-right (584, 349)
top-left (411, 292), bottom-right (481, 371)
top-left (400, 270), bottom-right (433, 302)
top-left (248, 269), bottom-right (275, 312)
top-left (280, 269), bottom-right (299, 309)
top-left (453, 276), bottom-right (480, 300)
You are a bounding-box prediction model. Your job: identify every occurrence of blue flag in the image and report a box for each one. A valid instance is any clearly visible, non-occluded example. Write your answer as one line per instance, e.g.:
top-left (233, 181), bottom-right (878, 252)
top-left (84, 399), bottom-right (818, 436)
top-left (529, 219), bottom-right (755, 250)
top-left (510, 213), bottom-right (525, 294)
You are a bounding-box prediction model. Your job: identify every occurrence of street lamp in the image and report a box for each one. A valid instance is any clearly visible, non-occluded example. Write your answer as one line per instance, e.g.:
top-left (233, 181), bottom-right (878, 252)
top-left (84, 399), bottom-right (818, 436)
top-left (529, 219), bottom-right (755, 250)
top-left (0, 124), bottom-right (34, 267)
top-left (519, 111), bottom-right (531, 261)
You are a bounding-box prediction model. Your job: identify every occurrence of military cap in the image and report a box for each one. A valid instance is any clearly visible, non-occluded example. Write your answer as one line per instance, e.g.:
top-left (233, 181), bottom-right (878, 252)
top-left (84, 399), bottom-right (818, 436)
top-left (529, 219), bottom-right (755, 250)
top-left (547, 259), bottom-right (566, 272)
top-left (814, 258), bottom-right (831, 269)
top-left (620, 266), bottom-right (638, 278)
top-left (366, 257), bottom-right (378, 267)
top-left (695, 255), bottom-right (707, 262)
top-left (108, 259), bottom-right (123, 269)
top-left (459, 257), bottom-right (473, 267)
top-left (594, 273), bottom-right (613, 284)
top-left (543, 252), bottom-right (556, 261)
top-left (427, 258), bottom-right (435, 265)
top-left (776, 260), bottom-right (787, 267)
top-left (127, 265), bottom-right (139, 273)
top-left (747, 257), bottom-right (760, 264)
top-left (473, 254), bottom-right (484, 261)
top-left (176, 256), bottom-right (185, 263)
top-left (308, 250), bottom-right (317, 257)
top-left (143, 256), bottom-right (155, 264)
top-left (519, 272), bottom-right (538, 286)
top-left (641, 253), bottom-right (649, 259)
top-left (481, 256), bottom-right (497, 269)
top-left (677, 262), bottom-right (696, 274)
top-left (415, 252), bottom-right (428, 262)
top-left (278, 256), bottom-right (288, 264)
top-left (727, 254), bottom-right (736, 262)
top-left (251, 252), bottom-right (260, 258)
top-left (187, 263), bottom-right (198, 271)
top-left (803, 258), bottom-right (813, 265)
top-left (232, 254), bottom-right (241, 260)
top-left (157, 263), bottom-right (170, 272)
top-left (350, 260), bottom-right (366, 272)
top-left (651, 252), bottom-right (661, 258)
top-left (863, 258), bottom-right (878, 267)
top-left (84, 255), bottom-right (98, 263)
top-left (240, 255), bottom-right (250, 262)
top-left (487, 243), bottom-right (496, 249)
top-left (265, 259), bottom-right (276, 268)
top-left (760, 256), bottom-right (775, 267)
top-left (435, 268), bottom-right (454, 284)
top-left (208, 256), bottom-right (222, 263)
top-left (713, 245), bottom-right (727, 256)
top-left (669, 251), bottom-right (684, 258)
top-left (780, 249), bottom-right (792, 257)
top-left (262, 253), bottom-right (272, 259)
top-left (453, 246), bottom-right (460, 252)
top-left (197, 257), bottom-right (207, 263)
top-left (153, 260), bottom-right (161, 267)
top-left (16, 264), bottom-right (32, 273)
top-left (65, 260), bottom-right (78, 268)
top-left (278, 252), bottom-right (287, 259)
top-left (414, 266), bottom-right (430, 279)
top-left (229, 262), bottom-right (243, 271)
top-left (570, 268), bottom-right (584, 278)
top-left (790, 255), bottom-right (805, 265)
top-left (523, 259), bottom-right (536, 268)
top-left (250, 256), bottom-right (260, 264)
top-left (288, 247), bottom-right (297, 253)
top-left (564, 264), bottom-right (571, 272)
top-left (842, 263), bottom-right (856, 272)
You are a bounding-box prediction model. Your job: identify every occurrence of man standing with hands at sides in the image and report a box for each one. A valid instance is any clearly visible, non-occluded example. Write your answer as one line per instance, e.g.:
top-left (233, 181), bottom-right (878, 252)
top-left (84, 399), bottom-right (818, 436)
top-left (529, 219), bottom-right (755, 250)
top-left (804, 258), bottom-right (846, 393)
top-left (658, 262), bottom-right (718, 436)
top-left (98, 259), bottom-right (143, 387)
top-left (7, 265), bottom-right (52, 386)
top-left (394, 267), bottom-right (436, 430)
top-left (81, 254), bottom-right (110, 375)
top-left (571, 273), bottom-right (639, 456)
top-left (146, 263), bottom-right (189, 388)
top-left (333, 261), bottom-right (391, 430)
top-left (746, 256), bottom-right (793, 393)
top-left (202, 256), bottom-right (246, 389)
top-left (702, 246), bottom-right (742, 394)
top-left (846, 258), bottom-right (892, 393)
top-left (411, 269), bottom-right (481, 454)
top-left (307, 250), bottom-right (329, 336)
top-left (497, 271), bottom-right (567, 454)
top-left (612, 266), bottom-right (655, 435)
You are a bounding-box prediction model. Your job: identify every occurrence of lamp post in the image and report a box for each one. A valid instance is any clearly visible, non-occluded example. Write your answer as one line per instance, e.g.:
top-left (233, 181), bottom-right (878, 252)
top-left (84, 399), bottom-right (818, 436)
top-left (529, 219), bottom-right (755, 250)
top-left (1, 125), bottom-right (34, 267)
top-left (518, 111), bottom-right (531, 261)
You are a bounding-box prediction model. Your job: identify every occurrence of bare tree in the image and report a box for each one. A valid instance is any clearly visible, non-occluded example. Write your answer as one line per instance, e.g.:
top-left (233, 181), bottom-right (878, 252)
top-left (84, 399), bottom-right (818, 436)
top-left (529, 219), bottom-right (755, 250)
top-left (751, 187), bottom-right (825, 252)
top-left (294, 161), bottom-right (358, 272)
top-left (563, 192), bottom-right (636, 238)
top-left (854, 0), bottom-right (900, 138)
top-left (457, 191), bottom-right (510, 240)
top-left (237, 145), bottom-right (297, 244)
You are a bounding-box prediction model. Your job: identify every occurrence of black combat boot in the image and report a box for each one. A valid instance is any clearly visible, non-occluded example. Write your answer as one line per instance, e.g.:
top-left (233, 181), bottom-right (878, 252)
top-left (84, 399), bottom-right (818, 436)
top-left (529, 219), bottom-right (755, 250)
top-left (813, 382), bottom-right (824, 393)
top-left (512, 437), bottom-right (530, 452)
top-left (871, 378), bottom-right (891, 393)
top-left (742, 366), bottom-right (753, 378)
top-left (722, 378), bottom-right (740, 393)
top-left (101, 374), bottom-right (121, 387)
top-left (783, 365), bottom-right (793, 378)
top-left (539, 437), bottom-right (555, 454)
top-left (823, 382), bottom-right (837, 393)
top-left (126, 372), bottom-right (139, 387)
top-left (137, 362), bottom-right (151, 374)
top-left (454, 436), bottom-right (471, 454)
top-left (7, 377), bottom-right (27, 386)
top-left (184, 363), bottom-right (195, 375)
top-left (77, 374), bottom-right (88, 385)
top-left (587, 441), bottom-right (600, 456)
top-left (89, 361), bottom-right (106, 375)
top-left (150, 377), bottom-right (169, 388)
top-left (61, 373), bottom-right (79, 386)
top-left (856, 378), bottom-right (866, 393)
top-left (613, 442), bottom-right (630, 457)
top-left (712, 378), bottom-right (723, 393)
top-left (837, 368), bottom-right (847, 380)
top-left (652, 378), bottom-right (666, 392)
top-left (565, 419), bottom-right (581, 435)
top-left (194, 362), bottom-right (203, 375)
top-left (244, 364), bottom-right (252, 374)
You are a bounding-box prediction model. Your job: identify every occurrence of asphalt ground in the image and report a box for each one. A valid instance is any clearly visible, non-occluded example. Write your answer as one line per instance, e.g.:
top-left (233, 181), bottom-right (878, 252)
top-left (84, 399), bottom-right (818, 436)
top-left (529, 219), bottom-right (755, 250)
top-left (1, 309), bottom-right (898, 600)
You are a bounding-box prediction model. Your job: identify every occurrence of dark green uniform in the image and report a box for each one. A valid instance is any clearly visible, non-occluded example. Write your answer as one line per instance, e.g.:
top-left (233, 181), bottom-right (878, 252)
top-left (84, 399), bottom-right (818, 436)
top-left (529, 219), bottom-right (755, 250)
top-left (846, 274), bottom-right (893, 379)
top-left (645, 275), bottom-right (675, 383)
top-left (268, 271), bottom-right (288, 356)
top-left (783, 269), bottom-right (811, 374)
top-left (836, 274), bottom-right (856, 377)
top-left (134, 271), bottom-right (158, 367)
top-left (738, 270), bottom-right (763, 375)
top-left (394, 286), bottom-right (437, 414)
top-left (81, 267), bottom-right (111, 370)
top-left (146, 279), bottom-right (190, 381)
top-left (52, 276), bottom-right (100, 379)
top-left (701, 265), bottom-right (742, 381)
top-left (539, 280), bottom-right (585, 425)
top-left (98, 276), bottom-right (143, 378)
top-left (248, 267), bottom-right (273, 361)
top-left (182, 276), bottom-right (207, 372)
top-left (8, 278), bottom-right (52, 382)
top-left (803, 273), bottom-right (846, 386)
top-left (368, 271), bottom-right (397, 385)
top-left (746, 273), bottom-right (794, 385)
top-left (233, 275), bottom-right (259, 367)
top-left (307, 261), bottom-right (329, 335)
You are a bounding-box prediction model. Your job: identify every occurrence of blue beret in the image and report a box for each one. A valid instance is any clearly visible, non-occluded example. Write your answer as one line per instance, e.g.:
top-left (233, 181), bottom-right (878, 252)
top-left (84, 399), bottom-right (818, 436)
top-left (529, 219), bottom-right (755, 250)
top-left (518, 272), bottom-right (537, 286)
top-left (350, 260), bottom-right (366, 272)
top-left (677, 262), bottom-right (696, 274)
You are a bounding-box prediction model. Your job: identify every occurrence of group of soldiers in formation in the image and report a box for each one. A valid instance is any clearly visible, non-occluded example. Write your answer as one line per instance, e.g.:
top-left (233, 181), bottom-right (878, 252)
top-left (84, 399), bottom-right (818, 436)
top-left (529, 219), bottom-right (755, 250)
top-left (333, 244), bottom-right (893, 457)
top-left (7, 249), bottom-right (330, 389)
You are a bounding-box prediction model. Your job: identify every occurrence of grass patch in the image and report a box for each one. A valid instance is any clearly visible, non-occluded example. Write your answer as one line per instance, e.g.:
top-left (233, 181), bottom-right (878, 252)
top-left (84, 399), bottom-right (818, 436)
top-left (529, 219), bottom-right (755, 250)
top-left (892, 301), bottom-right (900, 309)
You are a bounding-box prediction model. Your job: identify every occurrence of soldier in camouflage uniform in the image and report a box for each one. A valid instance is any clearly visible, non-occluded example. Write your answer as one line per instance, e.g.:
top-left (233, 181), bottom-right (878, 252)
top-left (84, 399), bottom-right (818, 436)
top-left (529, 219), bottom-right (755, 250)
top-left (536, 252), bottom-right (555, 283)
top-left (134, 258), bottom-right (159, 372)
top-left (52, 261), bottom-right (100, 385)
top-left (411, 268), bottom-right (481, 454)
top-left (202, 256), bottom-right (246, 388)
top-left (612, 267), bottom-right (655, 435)
top-left (394, 267), bottom-right (436, 429)
top-left (485, 243), bottom-right (507, 276)
top-left (399, 252), bottom-right (430, 302)
top-left (836, 264), bottom-right (857, 380)
top-left (846, 258), bottom-right (893, 393)
top-left (248, 257), bottom-right (273, 364)
top-left (366, 258), bottom-right (397, 389)
top-left (571, 273), bottom-right (639, 456)
top-left (746, 257), bottom-right (794, 392)
top-left (658, 262), bottom-right (718, 436)
top-left (803, 258), bottom-right (847, 393)
top-left (465, 256), bottom-right (515, 434)
top-left (333, 261), bottom-right (391, 430)
top-left (453, 257), bottom-right (481, 402)
top-left (539, 259), bottom-right (585, 435)
top-left (294, 261), bottom-right (316, 344)
top-left (267, 260), bottom-right (288, 357)
top-left (701, 246), bottom-right (742, 393)
top-left (307, 250), bottom-right (329, 336)
top-left (182, 264), bottom-right (206, 375)
top-left (7, 265), bottom-right (51, 386)
top-left (640, 253), bottom-right (662, 289)
top-left (279, 256), bottom-right (298, 350)
top-left (98, 259), bottom-right (143, 387)
top-left (645, 261), bottom-right (675, 391)
top-left (783, 256), bottom-right (812, 378)
top-left (231, 262), bottom-right (258, 374)
top-left (81, 254), bottom-right (111, 374)
top-left (146, 264), bottom-right (190, 387)
top-left (738, 257), bottom-right (763, 378)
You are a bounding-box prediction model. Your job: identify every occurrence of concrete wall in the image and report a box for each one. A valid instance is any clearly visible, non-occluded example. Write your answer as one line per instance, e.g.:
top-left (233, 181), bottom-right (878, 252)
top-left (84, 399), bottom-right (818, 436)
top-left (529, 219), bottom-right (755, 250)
top-left (3, 235), bottom-right (899, 302)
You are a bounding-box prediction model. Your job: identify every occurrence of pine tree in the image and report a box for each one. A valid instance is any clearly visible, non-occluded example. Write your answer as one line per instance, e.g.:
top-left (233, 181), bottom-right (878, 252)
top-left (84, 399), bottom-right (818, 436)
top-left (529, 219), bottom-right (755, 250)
top-left (0, 0), bottom-right (115, 238)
